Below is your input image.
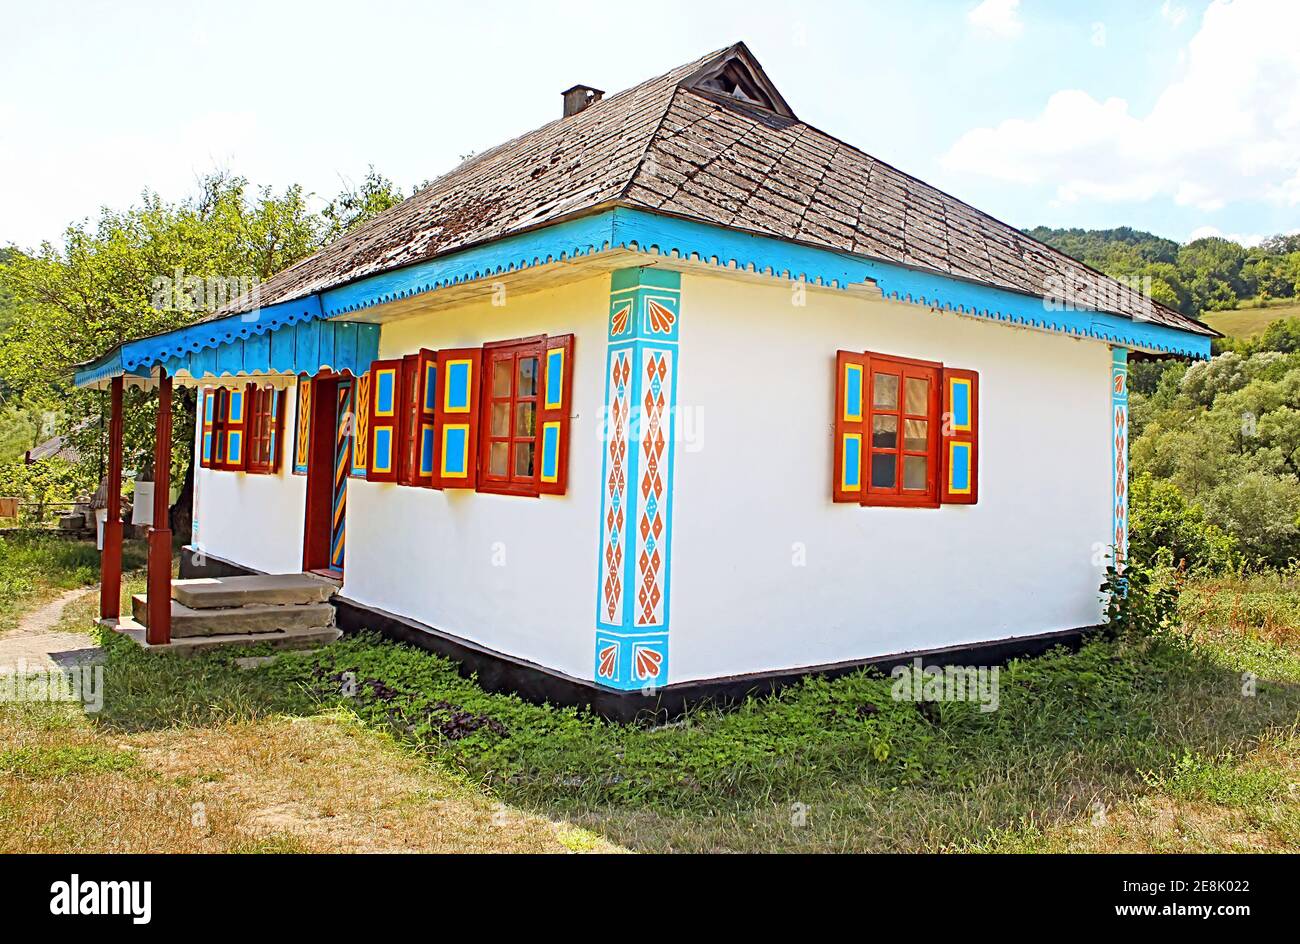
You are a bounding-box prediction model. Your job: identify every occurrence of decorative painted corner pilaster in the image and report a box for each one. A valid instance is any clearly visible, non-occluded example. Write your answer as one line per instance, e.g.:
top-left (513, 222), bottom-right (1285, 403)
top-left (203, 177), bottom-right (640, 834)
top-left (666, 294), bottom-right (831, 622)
top-left (1111, 347), bottom-right (1128, 567)
top-left (595, 267), bottom-right (681, 691)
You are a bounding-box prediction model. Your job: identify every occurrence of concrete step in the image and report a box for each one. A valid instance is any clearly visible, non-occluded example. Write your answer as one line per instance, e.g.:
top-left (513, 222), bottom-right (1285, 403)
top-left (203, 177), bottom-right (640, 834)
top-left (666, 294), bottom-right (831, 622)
top-left (132, 594), bottom-right (335, 638)
top-left (171, 574), bottom-right (335, 610)
top-left (111, 616), bottom-right (341, 657)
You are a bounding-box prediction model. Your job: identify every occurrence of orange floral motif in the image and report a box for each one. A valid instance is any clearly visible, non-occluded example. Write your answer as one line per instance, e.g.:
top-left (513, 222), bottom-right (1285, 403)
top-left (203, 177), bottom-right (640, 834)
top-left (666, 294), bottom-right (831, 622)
top-left (610, 301), bottom-right (631, 336)
top-left (646, 299), bottom-right (676, 334)
top-left (598, 643), bottom-right (618, 679)
top-left (634, 645), bottom-right (662, 680)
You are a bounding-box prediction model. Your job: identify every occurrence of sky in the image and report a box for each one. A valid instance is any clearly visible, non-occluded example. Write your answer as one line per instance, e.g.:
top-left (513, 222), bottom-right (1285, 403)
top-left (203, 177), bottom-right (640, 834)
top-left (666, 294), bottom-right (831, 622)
top-left (1, 0), bottom-right (1297, 251)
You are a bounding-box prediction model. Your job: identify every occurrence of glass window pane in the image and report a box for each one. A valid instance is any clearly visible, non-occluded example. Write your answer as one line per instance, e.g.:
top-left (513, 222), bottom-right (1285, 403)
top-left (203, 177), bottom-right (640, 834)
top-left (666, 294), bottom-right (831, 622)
top-left (905, 377), bottom-right (929, 415)
top-left (871, 415), bottom-right (897, 449)
top-left (903, 455), bottom-right (928, 490)
top-left (515, 402), bottom-right (536, 437)
top-left (903, 419), bottom-right (928, 452)
top-left (514, 440), bottom-right (535, 477)
top-left (871, 452), bottom-right (896, 489)
top-left (518, 357), bottom-right (538, 397)
top-left (489, 441), bottom-right (509, 476)
top-left (873, 373), bottom-right (898, 410)
top-left (490, 402), bottom-right (510, 437)
top-left (492, 359), bottom-right (512, 397)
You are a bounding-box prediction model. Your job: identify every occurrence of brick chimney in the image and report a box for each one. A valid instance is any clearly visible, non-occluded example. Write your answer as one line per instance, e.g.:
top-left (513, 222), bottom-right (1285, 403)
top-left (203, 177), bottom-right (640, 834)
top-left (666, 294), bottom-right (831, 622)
top-left (562, 84), bottom-right (603, 118)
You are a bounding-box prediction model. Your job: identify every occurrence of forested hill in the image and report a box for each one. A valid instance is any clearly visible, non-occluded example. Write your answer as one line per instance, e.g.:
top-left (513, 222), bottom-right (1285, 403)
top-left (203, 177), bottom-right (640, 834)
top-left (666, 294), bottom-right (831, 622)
top-left (1026, 226), bottom-right (1300, 319)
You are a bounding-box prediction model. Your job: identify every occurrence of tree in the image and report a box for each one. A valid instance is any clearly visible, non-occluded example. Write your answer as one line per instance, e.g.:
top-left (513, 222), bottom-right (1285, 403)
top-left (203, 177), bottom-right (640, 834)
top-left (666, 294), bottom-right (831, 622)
top-left (321, 166), bottom-right (406, 241)
top-left (0, 172), bottom-right (325, 530)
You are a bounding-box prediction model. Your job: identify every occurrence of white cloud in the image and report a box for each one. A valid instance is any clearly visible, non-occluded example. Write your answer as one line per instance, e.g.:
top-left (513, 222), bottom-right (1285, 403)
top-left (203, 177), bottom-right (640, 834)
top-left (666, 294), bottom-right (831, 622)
top-left (1161, 1), bottom-right (1188, 28)
top-left (942, 0), bottom-right (1300, 213)
top-left (967, 0), bottom-right (1023, 39)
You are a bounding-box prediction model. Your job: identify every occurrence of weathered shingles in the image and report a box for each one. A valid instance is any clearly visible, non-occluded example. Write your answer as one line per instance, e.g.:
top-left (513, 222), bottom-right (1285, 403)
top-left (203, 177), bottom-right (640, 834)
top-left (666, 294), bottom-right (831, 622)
top-left (222, 48), bottom-right (1210, 337)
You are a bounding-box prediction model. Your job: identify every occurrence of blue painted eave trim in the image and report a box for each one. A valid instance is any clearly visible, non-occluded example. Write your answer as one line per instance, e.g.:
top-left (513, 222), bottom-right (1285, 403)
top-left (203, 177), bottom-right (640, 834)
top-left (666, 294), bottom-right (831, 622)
top-left (74, 204), bottom-right (1210, 389)
top-left (609, 208), bottom-right (1212, 359)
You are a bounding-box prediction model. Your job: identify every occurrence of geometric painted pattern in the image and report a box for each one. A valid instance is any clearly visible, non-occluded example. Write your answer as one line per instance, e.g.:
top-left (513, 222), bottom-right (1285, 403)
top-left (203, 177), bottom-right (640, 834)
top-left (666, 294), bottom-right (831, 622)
top-left (601, 350), bottom-right (631, 625)
top-left (594, 267), bottom-right (680, 691)
top-left (635, 348), bottom-right (671, 626)
top-left (1111, 347), bottom-right (1128, 567)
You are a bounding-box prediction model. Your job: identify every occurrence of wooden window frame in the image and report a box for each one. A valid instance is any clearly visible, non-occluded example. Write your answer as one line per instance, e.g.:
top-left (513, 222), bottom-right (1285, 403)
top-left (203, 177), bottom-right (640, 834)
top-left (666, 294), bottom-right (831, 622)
top-left (245, 385), bottom-right (286, 475)
top-left (477, 336), bottom-right (546, 497)
top-left (862, 352), bottom-right (942, 508)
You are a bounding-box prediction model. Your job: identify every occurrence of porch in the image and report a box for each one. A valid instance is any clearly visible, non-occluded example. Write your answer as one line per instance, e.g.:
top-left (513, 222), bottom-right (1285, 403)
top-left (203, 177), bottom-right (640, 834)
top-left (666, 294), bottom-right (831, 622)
top-left (77, 305), bottom-right (379, 651)
top-left (114, 573), bottom-right (341, 656)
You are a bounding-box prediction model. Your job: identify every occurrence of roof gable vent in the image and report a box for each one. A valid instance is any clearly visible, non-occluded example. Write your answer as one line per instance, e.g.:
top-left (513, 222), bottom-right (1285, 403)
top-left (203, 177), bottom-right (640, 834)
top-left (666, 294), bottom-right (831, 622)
top-left (682, 43), bottom-right (796, 119)
top-left (562, 84), bottom-right (604, 118)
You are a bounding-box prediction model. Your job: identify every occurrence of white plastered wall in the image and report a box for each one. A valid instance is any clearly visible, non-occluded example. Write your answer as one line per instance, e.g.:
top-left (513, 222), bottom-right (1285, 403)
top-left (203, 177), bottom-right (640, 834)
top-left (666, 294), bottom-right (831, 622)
top-left (666, 271), bottom-right (1112, 683)
top-left (191, 266), bottom-right (1115, 687)
top-left (340, 276), bottom-right (608, 680)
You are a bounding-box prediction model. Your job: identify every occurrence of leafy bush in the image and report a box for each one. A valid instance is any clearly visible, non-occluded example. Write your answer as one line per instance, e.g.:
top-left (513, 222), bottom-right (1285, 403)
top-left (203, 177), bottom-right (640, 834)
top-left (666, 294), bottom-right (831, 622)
top-left (1127, 473), bottom-right (1238, 573)
top-left (1100, 559), bottom-right (1182, 640)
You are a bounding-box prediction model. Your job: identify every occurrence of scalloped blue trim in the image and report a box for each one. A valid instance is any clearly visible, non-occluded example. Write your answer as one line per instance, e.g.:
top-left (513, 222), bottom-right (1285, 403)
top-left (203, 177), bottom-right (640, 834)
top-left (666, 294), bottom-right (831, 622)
top-left (75, 206), bottom-right (1210, 389)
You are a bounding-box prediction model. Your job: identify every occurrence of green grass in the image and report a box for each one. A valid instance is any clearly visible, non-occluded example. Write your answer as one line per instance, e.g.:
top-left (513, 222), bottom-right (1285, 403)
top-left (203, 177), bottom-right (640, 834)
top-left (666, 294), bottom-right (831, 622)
top-left (0, 744), bottom-right (138, 779)
top-left (87, 609), bottom-right (1300, 852)
top-left (6, 537), bottom-right (1297, 852)
top-left (1203, 300), bottom-right (1300, 339)
top-left (0, 533), bottom-right (147, 630)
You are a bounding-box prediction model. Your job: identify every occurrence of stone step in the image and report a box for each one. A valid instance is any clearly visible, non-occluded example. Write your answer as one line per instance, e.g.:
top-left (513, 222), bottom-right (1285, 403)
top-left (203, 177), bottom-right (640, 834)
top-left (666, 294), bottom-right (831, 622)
top-left (131, 594), bottom-right (335, 638)
top-left (171, 574), bottom-right (336, 610)
top-left (111, 616), bottom-right (341, 657)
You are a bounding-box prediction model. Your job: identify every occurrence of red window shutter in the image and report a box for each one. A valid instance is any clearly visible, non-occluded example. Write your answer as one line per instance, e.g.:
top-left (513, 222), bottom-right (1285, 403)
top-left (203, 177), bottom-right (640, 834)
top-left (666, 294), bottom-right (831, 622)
top-left (272, 389), bottom-right (287, 473)
top-left (412, 349), bottom-right (439, 487)
top-left (433, 348), bottom-right (482, 488)
top-left (398, 354), bottom-right (421, 486)
top-left (941, 367), bottom-right (979, 504)
top-left (200, 388), bottom-right (217, 469)
top-left (366, 358), bottom-right (403, 483)
top-left (292, 378), bottom-right (312, 475)
top-left (833, 351), bottom-right (867, 502)
top-left (219, 386), bottom-right (248, 471)
top-left (537, 334), bottom-right (574, 495)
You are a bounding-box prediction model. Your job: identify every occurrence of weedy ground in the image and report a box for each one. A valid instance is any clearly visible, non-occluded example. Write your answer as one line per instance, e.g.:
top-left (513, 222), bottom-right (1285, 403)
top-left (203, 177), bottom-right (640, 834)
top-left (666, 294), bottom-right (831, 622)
top-left (1, 535), bottom-right (1297, 853)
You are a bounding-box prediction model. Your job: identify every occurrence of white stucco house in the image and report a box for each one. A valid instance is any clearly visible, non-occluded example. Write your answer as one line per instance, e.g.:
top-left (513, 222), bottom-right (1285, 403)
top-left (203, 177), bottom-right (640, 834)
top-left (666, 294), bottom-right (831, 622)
top-left (76, 43), bottom-right (1214, 716)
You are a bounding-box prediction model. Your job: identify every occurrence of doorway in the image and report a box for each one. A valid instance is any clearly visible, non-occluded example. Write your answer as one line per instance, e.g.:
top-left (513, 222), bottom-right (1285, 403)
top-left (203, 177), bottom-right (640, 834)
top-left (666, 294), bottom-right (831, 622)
top-left (302, 375), bottom-right (353, 577)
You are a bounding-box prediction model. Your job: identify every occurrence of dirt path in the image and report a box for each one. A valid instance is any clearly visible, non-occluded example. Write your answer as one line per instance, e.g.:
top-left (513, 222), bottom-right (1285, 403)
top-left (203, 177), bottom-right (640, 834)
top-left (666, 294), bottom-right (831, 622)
top-left (0, 586), bottom-right (101, 671)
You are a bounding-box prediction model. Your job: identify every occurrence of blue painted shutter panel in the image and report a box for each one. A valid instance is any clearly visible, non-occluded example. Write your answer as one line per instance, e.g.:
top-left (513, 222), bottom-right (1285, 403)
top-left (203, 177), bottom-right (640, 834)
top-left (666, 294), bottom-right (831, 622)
top-left (220, 386), bottom-right (248, 471)
top-left (941, 367), bottom-right (979, 504)
top-left (433, 348), bottom-right (482, 489)
top-left (413, 349), bottom-right (439, 487)
top-left (537, 334), bottom-right (574, 495)
top-left (200, 389), bottom-right (216, 468)
top-left (366, 359), bottom-right (403, 483)
top-left (833, 351), bottom-right (867, 502)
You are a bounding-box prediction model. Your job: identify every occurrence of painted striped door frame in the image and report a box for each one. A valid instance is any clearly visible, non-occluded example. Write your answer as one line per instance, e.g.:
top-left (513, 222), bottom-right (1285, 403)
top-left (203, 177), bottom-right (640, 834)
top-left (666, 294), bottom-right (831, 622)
top-left (329, 379), bottom-right (353, 574)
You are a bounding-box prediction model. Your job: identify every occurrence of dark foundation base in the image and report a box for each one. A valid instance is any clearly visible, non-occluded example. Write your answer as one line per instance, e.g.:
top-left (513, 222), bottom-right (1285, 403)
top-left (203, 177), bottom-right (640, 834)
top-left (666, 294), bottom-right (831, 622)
top-left (180, 546), bottom-right (1103, 723)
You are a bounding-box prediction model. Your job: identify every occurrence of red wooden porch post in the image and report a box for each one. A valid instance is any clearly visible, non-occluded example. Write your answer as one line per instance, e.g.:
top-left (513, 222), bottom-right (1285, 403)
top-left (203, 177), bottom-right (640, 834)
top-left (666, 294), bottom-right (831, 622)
top-left (146, 370), bottom-right (173, 645)
top-left (98, 376), bottom-right (124, 619)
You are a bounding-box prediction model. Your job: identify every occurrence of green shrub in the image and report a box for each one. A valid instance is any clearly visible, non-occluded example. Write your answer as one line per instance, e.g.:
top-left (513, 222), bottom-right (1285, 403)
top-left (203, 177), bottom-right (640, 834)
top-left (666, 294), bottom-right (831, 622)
top-left (1127, 473), bottom-right (1239, 573)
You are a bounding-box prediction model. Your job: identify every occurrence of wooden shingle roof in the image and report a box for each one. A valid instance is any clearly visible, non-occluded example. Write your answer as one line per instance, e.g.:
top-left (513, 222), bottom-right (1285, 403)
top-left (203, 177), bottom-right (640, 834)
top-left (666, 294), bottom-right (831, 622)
top-left (223, 43), bottom-right (1211, 337)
